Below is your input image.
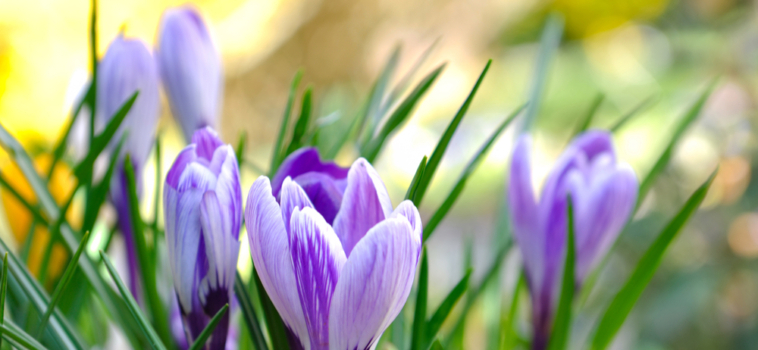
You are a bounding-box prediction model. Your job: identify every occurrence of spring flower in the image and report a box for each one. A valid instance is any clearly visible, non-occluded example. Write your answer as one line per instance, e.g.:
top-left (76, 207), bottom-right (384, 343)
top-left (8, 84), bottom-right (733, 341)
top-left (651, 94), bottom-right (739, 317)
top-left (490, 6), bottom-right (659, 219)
top-left (164, 127), bottom-right (241, 349)
top-left (246, 149), bottom-right (422, 350)
top-left (156, 5), bottom-right (223, 141)
top-left (97, 35), bottom-right (160, 297)
top-left (507, 130), bottom-right (638, 349)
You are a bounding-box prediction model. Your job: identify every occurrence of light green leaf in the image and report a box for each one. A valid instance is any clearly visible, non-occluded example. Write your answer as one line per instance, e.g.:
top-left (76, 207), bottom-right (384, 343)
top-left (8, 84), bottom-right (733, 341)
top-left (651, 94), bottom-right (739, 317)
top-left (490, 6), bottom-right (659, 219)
top-left (270, 70), bottom-right (304, 176)
top-left (521, 13), bottom-right (563, 133)
top-left (411, 248), bottom-right (428, 350)
top-left (424, 269), bottom-right (471, 350)
top-left (547, 198), bottom-right (575, 350)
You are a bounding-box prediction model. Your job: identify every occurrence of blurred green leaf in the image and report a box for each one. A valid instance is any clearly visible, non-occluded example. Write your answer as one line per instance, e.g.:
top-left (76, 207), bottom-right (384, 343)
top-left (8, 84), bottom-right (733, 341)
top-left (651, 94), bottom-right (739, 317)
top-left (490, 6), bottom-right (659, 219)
top-left (424, 269), bottom-right (471, 350)
top-left (47, 82), bottom-right (91, 180)
top-left (152, 135), bottom-right (162, 237)
top-left (411, 248), bottom-right (429, 350)
top-left (284, 88), bottom-right (313, 157)
top-left (270, 70), bottom-right (303, 176)
top-left (87, 0), bottom-right (98, 144)
top-left (405, 156), bottom-right (428, 203)
top-left (74, 91), bottom-right (138, 185)
top-left (255, 273), bottom-right (290, 350)
top-left (2, 320), bottom-right (46, 350)
top-left (36, 231), bottom-right (91, 339)
top-left (236, 131), bottom-right (247, 172)
top-left (637, 81), bottom-right (715, 206)
top-left (547, 199), bottom-right (575, 350)
top-left (522, 13), bottom-right (563, 133)
top-left (591, 171), bottom-right (716, 350)
top-left (187, 304), bottom-right (229, 350)
top-left (362, 64), bottom-right (446, 162)
top-left (573, 94), bottom-right (603, 136)
top-left (377, 40), bottom-right (439, 121)
top-left (100, 250), bottom-right (167, 350)
top-left (0, 253), bottom-right (7, 349)
top-left (609, 95), bottom-right (656, 133)
top-left (358, 45), bottom-right (401, 148)
top-left (414, 59), bottom-right (492, 206)
top-left (0, 174), bottom-right (49, 226)
top-left (430, 339), bottom-right (444, 350)
top-left (82, 135), bottom-right (124, 234)
top-left (423, 104), bottom-right (525, 241)
top-left (235, 272), bottom-right (268, 350)
top-left (499, 273), bottom-right (524, 350)
top-left (124, 155), bottom-right (171, 346)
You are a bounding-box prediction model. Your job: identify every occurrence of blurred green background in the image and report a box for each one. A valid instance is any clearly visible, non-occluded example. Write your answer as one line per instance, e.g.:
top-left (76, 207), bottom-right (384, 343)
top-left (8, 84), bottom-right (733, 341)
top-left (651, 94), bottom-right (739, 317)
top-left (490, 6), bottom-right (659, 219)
top-left (0, 0), bottom-right (756, 348)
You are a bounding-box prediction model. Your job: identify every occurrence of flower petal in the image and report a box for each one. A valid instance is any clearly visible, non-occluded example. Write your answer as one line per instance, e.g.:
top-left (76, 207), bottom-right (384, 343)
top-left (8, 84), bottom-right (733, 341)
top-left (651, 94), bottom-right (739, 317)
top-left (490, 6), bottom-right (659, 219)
top-left (569, 163), bottom-right (637, 282)
top-left (569, 130), bottom-right (616, 163)
top-left (292, 172), bottom-right (346, 225)
top-left (280, 177), bottom-right (315, 237)
top-left (245, 177), bottom-right (309, 347)
top-left (328, 217), bottom-right (420, 350)
top-left (192, 127), bottom-right (225, 163)
top-left (166, 145), bottom-right (198, 189)
top-left (208, 144), bottom-right (242, 239)
top-left (332, 158), bottom-right (393, 257)
top-left (289, 207), bottom-right (347, 349)
top-left (271, 147), bottom-right (349, 197)
top-left (389, 200), bottom-right (423, 247)
top-left (199, 191), bottom-right (240, 313)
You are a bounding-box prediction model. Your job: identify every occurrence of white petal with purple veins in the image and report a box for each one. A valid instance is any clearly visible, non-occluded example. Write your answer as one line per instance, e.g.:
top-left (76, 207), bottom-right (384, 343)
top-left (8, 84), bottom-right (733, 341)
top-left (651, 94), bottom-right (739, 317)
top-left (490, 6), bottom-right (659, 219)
top-left (199, 191), bottom-right (240, 307)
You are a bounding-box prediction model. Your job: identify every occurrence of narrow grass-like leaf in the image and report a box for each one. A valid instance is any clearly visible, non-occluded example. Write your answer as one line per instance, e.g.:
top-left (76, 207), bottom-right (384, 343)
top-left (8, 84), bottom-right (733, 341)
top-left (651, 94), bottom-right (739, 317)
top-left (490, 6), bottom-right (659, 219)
top-left (405, 156), bottom-right (428, 203)
top-left (423, 104), bottom-right (525, 241)
top-left (284, 88), bottom-right (313, 157)
top-left (423, 269), bottom-right (471, 349)
top-left (124, 155), bottom-right (171, 345)
top-left (35, 231), bottom-right (91, 339)
top-left (236, 131), bottom-right (247, 172)
top-left (0, 253), bottom-right (7, 349)
top-left (100, 250), bottom-right (167, 350)
top-left (187, 304), bottom-right (229, 350)
top-left (0, 174), bottom-right (49, 226)
top-left (573, 94), bottom-right (603, 136)
top-left (87, 0), bottom-right (98, 143)
top-left (235, 272), bottom-right (268, 350)
top-left (152, 135), bottom-right (162, 238)
top-left (521, 13), bottom-right (563, 133)
top-left (362, 64), bottom-right (446, 162)
top-left (2, 320), bottom-right (46, 350)
top-left (609, 95), bottom-right (656, 133)
top-left (637, 82), bottom-right (715, 206)
top-left (411, 248), bottom-right (428, 350)
top-left (270, 70), bottom-right (303, 176)
top-left (499, 273), bottom-right (525, 350)
top-left (0, 239), bottom-right (85, 349)
top-left (547, 199), bottom-right (575, 350)
top-left (357, 45), bottom-right (401, 148)
top-left (414, 60), bottom-right (492, 206)
top-left (591, 171), bottom-right (716, 350)
top-left (430, 339), bottom-right (444, 350)
top-left (381, 40), bottom-right (439, 117)
top-left (74, 91), bottom-right (138, 184)
top-left (445, 242), bottom-right (510, 347)
top-left (47, 82), bottom-right (92, 180)
top-left (82, 135), bottom-right (124, 234)
top-left (39, 179), bottom-right (79, 283)
top-left (255, 273), bottom-right (290, 349)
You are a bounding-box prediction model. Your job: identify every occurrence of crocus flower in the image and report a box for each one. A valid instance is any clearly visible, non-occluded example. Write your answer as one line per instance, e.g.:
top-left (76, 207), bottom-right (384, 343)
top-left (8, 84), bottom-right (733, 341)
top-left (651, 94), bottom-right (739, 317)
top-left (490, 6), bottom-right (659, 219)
top-left (164, 127), bottom-right (241, 349)
top-left (508, 130), bottom-right (638, 349)
top-left (156, 5), bottom-right (223, 141)
top-left (97, 35), bottom-right (160, 298)
top-left (246, 149), bottom-right (422, 350)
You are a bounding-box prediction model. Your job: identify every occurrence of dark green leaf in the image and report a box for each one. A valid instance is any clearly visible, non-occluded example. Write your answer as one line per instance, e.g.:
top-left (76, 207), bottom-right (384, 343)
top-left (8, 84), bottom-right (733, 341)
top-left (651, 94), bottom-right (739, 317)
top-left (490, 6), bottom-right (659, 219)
top-left (100, 250), bottom-right (167, 350)
top-left (0, 253), bottom-right (7, 349)
top-left (270, 70), bottom-right (303, 176)
top-left (362, 64), bottom-right (446, 162)
top-left (82, 135), bottom-right (124, 234)
top-left (2, 320), bottom-right (47, 350)
top-left (591, 171), bottom-right (716, 350)
top-left (547, 198), bottom-right (575, 350)
top-left (424, 269), bottom-right (471, 349)
top-left (405, 156), bottom-right (428, 203)
top-left (637, 81), bottom-right (715, 206)
top-left (430, 339), bottom-right (444, 350)
top-left (74, 91), bottom-right (138, 185)
top-left (0, 174), bottom-right (48, 226)
top-left (35, 231), bottom-right (91, 339)
top-left (255, 273), bottom-right (290, 349)
top-left (499, 273), bottom-right (524, 350)
top-left (521, 13), bottom-right (563, 133)
top-left (284, 88), bottom-right (313, 157)
top-left (411, 248), bottom-right (428, 350)
top-left (573, 94), bottom-right (603, 136)
top-left (47, 82), bottom-right (92, 180)
top-left (188, 304), bottom-right (229, 350)
top-left (124, 155), bottom-right (171, 345)
top-left (87, 0), bottom-right (98, 143)
top-left (609, 95), bottom-right (656, 133)
top-left (423, 104), bottom-right (525, 241)
top-left (414, 60), bottom-right (492, 206)
top-left (235, 272), bottom-right (268, 350)
top-left (236, 131), bottom-right (247, 172)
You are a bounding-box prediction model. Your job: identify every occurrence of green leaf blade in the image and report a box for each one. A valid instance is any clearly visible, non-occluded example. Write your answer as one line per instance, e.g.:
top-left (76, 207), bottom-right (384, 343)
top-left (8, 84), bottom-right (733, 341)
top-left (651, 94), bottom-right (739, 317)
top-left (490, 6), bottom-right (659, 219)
top-left (423, 269), bottom-right (471, 349)
top-left (271, 70), bottom-right (304, 176)
top-left (405, 156), bottom-right (428, 203)
top-left (547, 199), bottom-right (575, 350)
top-left (187, 304), bottom-right (229, 350)
top-left (235, 272), bottom-right (268, 350)
top-left (411, 248), bottom-right (428, 350)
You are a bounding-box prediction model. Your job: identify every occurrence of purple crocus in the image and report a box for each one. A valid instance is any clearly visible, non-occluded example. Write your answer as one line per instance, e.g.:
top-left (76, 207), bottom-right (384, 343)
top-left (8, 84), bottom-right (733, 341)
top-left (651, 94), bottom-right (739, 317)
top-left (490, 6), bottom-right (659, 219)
top-left (97, 35), bottom-right (160, 298)
top-left (164, 127), bottom-right (241, 349)
top-left (156, 5), bottom-right (223, 141)
top-left (508, 130), bottom-right (638, 349)
top-left (246, 149), bottom-right (422, 349)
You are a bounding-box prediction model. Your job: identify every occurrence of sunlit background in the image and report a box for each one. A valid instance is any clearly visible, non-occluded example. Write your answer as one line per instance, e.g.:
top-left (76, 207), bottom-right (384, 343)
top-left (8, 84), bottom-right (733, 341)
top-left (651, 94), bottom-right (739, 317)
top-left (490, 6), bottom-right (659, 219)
top-left (1, 0), bottom-right (758, 348)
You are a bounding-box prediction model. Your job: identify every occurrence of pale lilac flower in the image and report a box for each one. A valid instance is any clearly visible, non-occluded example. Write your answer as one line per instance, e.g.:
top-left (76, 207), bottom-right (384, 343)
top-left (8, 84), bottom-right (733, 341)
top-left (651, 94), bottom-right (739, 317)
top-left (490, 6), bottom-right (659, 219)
top-left (246, 149), bottom-right (422, 350)
top-left (164, 127), bottom-right (241, 349)
top-left (508, 130), bottom-right (638, 349)
top-left (97, 35), bottom-right (160, 297)
top-left (156, 5), bottom-right (223, 141)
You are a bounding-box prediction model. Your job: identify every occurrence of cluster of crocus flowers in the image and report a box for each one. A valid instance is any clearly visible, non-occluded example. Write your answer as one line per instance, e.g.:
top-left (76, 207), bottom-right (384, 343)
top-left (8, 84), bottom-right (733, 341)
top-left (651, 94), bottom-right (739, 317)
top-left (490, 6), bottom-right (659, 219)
top-left (156, 4), bottom-right (223, 142)
top-left (164, 127), bottom-right (241, 348)
top-left (246, 148), bottom-right (423, 349)
top-left (97, 34), bottom-right (160, 297)
top-left (507, 130), bottom-right (638, 350)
